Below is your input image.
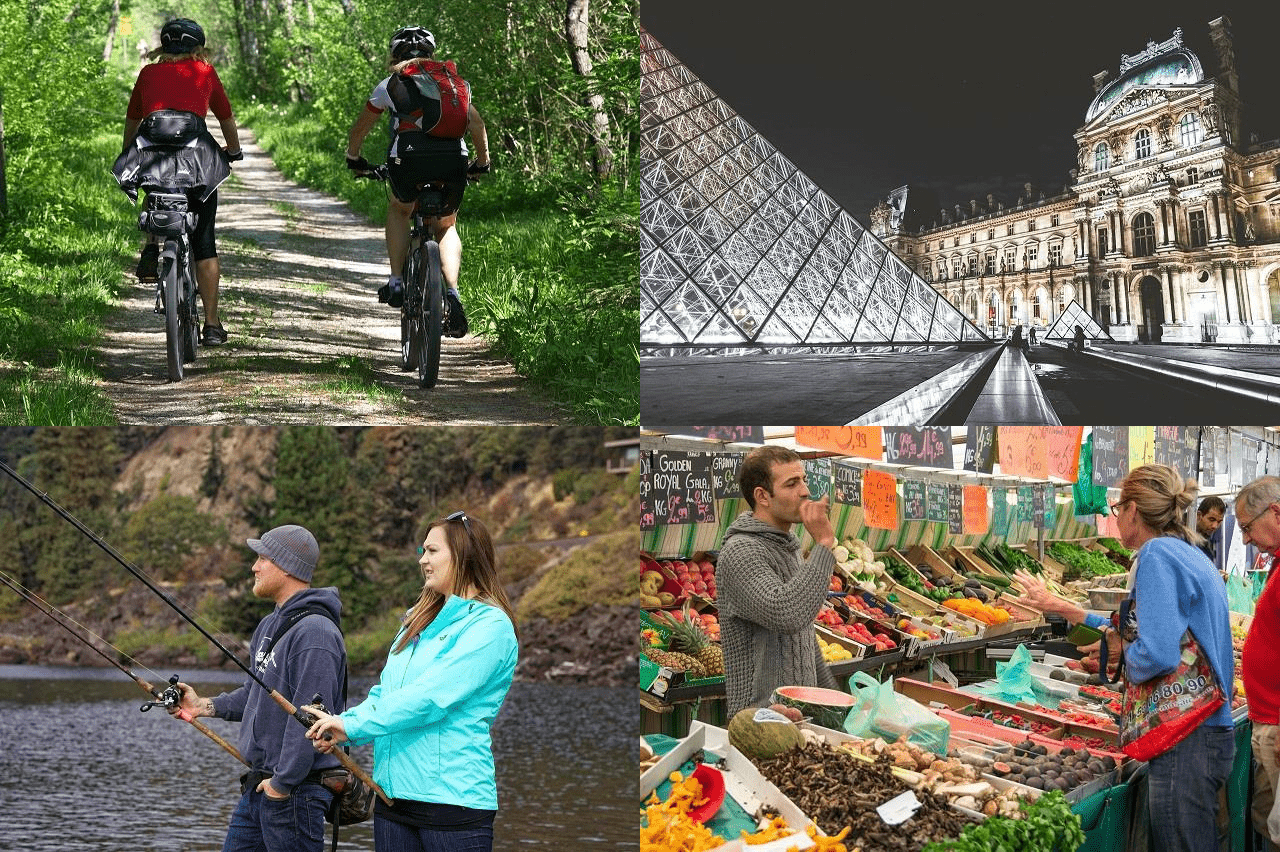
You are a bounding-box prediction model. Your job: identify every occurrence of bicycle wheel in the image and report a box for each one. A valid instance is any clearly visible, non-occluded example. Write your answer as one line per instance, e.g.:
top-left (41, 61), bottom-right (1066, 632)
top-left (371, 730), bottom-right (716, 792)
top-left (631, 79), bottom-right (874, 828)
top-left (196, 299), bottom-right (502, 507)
top-left (162, 244), bottom-right (184, 382)
top-left (417, 239), bottom-right (443, 389)
top-left (399, 245), bottom-right (420, 371)
top-left (181, 254), bottom-right (199, 363)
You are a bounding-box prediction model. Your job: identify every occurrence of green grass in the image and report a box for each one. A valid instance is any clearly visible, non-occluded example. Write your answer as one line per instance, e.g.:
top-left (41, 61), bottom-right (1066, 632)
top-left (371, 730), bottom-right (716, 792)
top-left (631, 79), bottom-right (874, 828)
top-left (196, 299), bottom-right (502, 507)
top-left (239, 101), bottom-right (638, 425)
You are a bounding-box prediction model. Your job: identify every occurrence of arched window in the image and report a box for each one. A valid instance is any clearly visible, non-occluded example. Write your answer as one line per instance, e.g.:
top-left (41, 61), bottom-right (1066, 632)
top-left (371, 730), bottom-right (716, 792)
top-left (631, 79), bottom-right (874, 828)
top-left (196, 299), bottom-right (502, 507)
top-left (1133, 212), bottom-right (1156, 257)
top-left (1094, 141), bottom-right (1110, 171)
top-left (1134, 128), bottom-right (1151, 160)
top-left (1180, 112), bottom-right (1202, 147)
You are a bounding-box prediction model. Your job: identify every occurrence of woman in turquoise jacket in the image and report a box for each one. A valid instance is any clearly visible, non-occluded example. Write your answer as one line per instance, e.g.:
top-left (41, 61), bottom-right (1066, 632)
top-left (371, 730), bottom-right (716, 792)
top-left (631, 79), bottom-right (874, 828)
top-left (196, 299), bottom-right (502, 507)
top-left (306, 511), bottom-right (519, 852)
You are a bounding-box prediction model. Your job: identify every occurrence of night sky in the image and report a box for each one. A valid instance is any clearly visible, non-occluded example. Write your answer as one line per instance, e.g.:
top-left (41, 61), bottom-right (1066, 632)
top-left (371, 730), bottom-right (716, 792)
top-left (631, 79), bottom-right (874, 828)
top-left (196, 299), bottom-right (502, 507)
top-left (641, 1), bottom-right (1280, 226)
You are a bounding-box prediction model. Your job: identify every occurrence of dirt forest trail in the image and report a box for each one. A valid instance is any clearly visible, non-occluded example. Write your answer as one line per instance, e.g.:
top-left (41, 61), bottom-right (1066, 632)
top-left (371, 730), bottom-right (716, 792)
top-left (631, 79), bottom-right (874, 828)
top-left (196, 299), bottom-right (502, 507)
top-left (98, 126), bottom-right (563, 424)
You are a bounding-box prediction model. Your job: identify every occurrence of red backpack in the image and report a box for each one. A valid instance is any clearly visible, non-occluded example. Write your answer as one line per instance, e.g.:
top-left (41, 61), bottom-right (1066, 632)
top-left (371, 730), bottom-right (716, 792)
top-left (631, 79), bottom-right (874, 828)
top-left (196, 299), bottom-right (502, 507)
top-left (387, 59), bottom-right (471, 140)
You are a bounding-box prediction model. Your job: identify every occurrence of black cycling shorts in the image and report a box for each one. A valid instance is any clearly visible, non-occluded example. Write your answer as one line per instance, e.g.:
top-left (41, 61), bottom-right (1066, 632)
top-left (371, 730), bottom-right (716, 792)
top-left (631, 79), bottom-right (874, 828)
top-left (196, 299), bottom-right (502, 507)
top-left (387, 153), bottom-right (468, 215)
top-left (189, 189), bottom-right (218, 261)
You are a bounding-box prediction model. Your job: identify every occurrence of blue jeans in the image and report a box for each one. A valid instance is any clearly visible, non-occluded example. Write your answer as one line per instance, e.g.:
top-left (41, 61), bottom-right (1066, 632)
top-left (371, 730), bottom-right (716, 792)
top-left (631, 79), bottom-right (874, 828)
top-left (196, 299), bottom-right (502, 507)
top-left (374, 816), bottom-right (493, 852)
top-left (1147, 723), bottom-right (1234, 852)
top-left (222, 782), bottom-right (333, 852)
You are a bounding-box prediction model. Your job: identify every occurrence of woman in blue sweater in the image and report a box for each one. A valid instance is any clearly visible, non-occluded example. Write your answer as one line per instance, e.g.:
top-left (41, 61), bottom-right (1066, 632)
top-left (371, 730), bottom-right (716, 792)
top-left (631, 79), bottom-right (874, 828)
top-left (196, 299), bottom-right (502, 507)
top-left (306, 511), bottom-right (519, 852)
top-left (1022, 463), bottom-right (1233, 852)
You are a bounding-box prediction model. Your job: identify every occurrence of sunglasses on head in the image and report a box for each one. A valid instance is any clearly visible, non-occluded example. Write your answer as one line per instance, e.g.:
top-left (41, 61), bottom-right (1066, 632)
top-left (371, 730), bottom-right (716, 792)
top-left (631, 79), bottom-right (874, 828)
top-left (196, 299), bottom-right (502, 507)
top-left (417, 511), bottom-right (474, 554)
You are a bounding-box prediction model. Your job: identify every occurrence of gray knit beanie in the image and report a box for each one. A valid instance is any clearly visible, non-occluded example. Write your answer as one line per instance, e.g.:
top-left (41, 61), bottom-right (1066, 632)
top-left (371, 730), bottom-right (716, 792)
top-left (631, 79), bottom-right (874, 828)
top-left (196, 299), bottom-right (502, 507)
top-left (247, 524), bottom-right (319, 583)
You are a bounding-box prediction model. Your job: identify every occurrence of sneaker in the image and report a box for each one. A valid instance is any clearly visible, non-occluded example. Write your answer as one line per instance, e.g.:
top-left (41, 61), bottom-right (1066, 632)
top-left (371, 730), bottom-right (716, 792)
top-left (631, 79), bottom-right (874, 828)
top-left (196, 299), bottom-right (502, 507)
top-left (201, 323), bottom-right (228, 346)
top-left (136, 243), bottom-right (159, 281)
top-left (377, 278), bottom-right (404, 308)
top-left (445, 291), bottom-right (469, 338)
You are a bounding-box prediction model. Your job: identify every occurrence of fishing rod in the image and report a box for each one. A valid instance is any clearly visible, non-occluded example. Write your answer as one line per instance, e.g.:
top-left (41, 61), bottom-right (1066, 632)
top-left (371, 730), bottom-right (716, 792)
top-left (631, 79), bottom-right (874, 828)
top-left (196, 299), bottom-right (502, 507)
top-left (0, 568), bottom-right (247, 765)
top-left (0, 459), bottom-right (391, 805)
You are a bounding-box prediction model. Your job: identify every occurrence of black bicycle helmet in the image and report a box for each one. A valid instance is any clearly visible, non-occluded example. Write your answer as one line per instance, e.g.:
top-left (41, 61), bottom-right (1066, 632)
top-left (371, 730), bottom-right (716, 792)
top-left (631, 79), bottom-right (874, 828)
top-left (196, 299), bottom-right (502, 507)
top-left (160, 18), bottom-right (206, 54)
top-left (389, 26), bottom-right (436, 61)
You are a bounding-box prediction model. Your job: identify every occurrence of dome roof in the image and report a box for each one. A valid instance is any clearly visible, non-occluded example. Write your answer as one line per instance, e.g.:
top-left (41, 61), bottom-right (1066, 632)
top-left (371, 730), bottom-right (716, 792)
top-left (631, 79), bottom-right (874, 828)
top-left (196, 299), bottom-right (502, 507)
top-left (1085, 40), bottom-right (1204, 122)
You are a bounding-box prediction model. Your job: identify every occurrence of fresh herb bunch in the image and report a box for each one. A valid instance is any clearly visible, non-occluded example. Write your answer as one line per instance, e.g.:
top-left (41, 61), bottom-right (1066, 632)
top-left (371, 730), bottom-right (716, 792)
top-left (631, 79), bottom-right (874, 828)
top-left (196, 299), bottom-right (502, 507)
top-left (921, 790), bottom-right (1086, 852)
top-left (1047, 541), bottom-right (1125, 582)
top-left (1096, 537), bottom-right (1133, 558)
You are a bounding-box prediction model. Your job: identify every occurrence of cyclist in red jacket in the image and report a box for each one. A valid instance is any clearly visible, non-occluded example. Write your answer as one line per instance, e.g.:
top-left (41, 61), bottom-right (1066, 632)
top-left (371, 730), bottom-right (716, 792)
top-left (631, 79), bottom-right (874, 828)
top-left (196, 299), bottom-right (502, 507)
top-left (344, 26), bottom-right (491, 338)
top-left (124, 18), bottom-right (242, 346)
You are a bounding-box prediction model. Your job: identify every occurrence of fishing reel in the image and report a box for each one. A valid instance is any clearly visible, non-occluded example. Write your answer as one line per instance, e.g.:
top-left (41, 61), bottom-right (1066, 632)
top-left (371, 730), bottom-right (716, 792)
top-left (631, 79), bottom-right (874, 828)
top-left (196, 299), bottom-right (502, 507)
top-left (140, 674), bottom-right (184, 713)
top-left (295, 693), bottom-right (328, 727)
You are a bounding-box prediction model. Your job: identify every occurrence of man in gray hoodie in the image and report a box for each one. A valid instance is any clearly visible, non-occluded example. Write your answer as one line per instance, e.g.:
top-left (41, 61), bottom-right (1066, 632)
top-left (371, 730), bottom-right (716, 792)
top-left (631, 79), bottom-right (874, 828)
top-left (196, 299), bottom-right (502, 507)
top-left (174, 524), bottom-right (346, 852)
top-left (717, 445), bottom-right (838, 717)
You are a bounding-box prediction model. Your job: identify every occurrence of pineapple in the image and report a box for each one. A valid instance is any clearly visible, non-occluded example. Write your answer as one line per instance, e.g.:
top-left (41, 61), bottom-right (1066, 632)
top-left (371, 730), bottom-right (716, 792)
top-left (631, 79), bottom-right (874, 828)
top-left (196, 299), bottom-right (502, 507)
top-left (664, 604), bottom-right (725, 677)
top-left (643, 647), bottom-right (707, 678)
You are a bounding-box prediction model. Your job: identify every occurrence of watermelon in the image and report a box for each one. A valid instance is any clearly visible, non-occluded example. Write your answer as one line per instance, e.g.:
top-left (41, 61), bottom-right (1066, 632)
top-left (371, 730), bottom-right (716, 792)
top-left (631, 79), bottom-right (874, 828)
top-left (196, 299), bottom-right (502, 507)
top-left (771, 685), bottom-right (855, 731)
top-left (726, 707), bottom-right (804, 762)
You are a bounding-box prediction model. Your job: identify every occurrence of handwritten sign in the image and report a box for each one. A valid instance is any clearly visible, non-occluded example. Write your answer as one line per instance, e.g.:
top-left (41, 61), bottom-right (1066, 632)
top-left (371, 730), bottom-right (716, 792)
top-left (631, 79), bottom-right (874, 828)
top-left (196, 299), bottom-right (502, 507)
top-left (998, 426), bottom-right (1049, 479)
top-left (710, 452), bottom-right (744, 500)
top-left (687, 426), bottom-right (763, 443)
top-left (926, 482), bottom-right (949, 523)
top-left (1045, 426), bottom-right (1084, 481)
top-left (804, 457), bottom-right (832, 501)
top-left (1128, 426), bottom-right (1154, 472)
top-left (1201, 427), bottom-right (1216, 483)
top-left (1154, 426), bottom-right (1201, 482)
top-left (863, 470), bottom-right (899, 530)
top-left (964, 426), bottom-right (997, 473)
top-left (795, 425), bottom-right (882, 459)
top-left (832, 461), bottom-right (863, 506)
top-left (1040, 486), bottom-right (1055, 529)
top-left (640, 452), bottom-right (655, 530)
top-left (650, 451), bottom-right (716, 526)
top-left (992, 487), bottom-right (1009, 535)
top-left (1244, 437), bottom-right (1261, 485)
top-left (902, 480), bottom-right (925, 520)
top-left (963, 485), bottom-right (989, 534)
top-left (947, 484), bottom-right (964, 534)
top-left (883, 427), bottom-right (953, 469)
top-left (1092, 426), bottom-right (1129, 488)
top-left (1017, 486), bottom-right (1035, 524)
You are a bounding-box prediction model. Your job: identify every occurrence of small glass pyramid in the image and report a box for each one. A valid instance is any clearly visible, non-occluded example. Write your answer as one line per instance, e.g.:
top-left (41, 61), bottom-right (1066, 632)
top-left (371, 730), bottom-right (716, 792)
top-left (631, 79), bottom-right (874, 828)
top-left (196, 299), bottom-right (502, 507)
top-left (1043, 300), bottom-right (1111, 340)
top-left (641, 28), bottom-right (988, 354)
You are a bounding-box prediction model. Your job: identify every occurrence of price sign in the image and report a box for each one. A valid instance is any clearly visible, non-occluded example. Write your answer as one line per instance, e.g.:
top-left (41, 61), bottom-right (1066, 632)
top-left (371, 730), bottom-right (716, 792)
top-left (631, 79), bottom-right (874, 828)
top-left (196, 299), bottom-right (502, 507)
top-left (998, 426), bottom-right (1048, 479)
top-left (926, 482), bottom-right (949, 523)
top-left (1202, 427), bottom-right (1216, 483)
top-left (1045, 426), bottom-right (1083, 481)
top-left (963, 485), bottom-right (989, 534)
top-left (964, 426), bottom-right (997, 473)
top-left (992, 487), bottom-right (1009, 535)
top-left (1128, 426), bottom-right (1154, 472)
top-left (883, 427), bottom-right (953, 469)
top-left (902, 480), bottom-right (925, 521)
top-left (650, 451), bottom-right (716, 526)
top-left (1017, 486), bottom-right (1035, 523)
top-left (946, 484), bottom-right (964, 534)
top-left (804, 457), bottom-right (832, 501)
top-left (687, 426), bottom-right (763, 443)
top-left (1244, 437), bottom-right (1261, 484)
top-left (640, 453), bottom-right (655, 530)
top-left (863, 470), bottom-right (899, 530)
top-left (1092, 426), bottom-right (1129, 488)
top-left (833, 461), bottom-right (863, 506)
top-left (1041, 486), bottom-right (1055, 529)
top-left (710, 452), bottom-right (744, 500)
top-left (795, 425), bottom-right (882, 459)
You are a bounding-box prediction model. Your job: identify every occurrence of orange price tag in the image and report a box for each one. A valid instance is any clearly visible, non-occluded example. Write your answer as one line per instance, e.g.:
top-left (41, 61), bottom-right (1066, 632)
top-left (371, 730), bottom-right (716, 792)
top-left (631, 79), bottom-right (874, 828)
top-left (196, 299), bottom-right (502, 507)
top-left (997, 426), bottom-right (1048, 479)
top-left (1045, 426), bottom-right (1084, 481)
top-left (963, 485), bottom-right (989, 534)
top-left (794, 426), bottom-right (882, 459)
top-left (862, 470), bottom-right (898, 530)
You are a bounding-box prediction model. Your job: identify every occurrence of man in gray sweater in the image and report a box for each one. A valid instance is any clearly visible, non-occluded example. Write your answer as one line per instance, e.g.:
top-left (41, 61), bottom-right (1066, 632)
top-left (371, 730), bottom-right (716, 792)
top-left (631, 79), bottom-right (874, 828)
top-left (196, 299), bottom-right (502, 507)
top-left (717, 445), bottom-right (838, 717)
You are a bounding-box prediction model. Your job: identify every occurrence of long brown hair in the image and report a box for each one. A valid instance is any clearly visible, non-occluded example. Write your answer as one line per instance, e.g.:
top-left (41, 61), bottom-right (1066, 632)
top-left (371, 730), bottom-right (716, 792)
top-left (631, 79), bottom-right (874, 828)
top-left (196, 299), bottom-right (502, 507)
top-left (392, 512), bottom-right (519, 654)
top-left (1118, 463), bottom-right (1203, 546)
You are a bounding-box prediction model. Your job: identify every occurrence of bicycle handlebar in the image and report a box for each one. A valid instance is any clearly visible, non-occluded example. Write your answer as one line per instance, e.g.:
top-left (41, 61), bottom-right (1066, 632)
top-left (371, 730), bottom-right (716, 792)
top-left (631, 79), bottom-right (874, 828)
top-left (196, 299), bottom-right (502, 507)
top-left (352, 162), bottom-right (487, 183)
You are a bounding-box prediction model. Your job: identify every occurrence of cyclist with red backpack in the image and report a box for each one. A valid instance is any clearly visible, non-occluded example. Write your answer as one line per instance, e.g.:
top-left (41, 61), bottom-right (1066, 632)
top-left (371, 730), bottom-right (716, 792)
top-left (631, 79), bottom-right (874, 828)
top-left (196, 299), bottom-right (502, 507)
top-left (120, 17), bottom-right (242, 346)
top-left (345, 26), bottom-right (491, 338)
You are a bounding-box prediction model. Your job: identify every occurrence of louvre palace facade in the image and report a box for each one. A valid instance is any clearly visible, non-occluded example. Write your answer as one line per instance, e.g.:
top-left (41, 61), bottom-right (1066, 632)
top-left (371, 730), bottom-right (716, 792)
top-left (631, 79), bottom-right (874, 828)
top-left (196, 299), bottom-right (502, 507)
top-left (872, 17), bottom-right (1280, 344)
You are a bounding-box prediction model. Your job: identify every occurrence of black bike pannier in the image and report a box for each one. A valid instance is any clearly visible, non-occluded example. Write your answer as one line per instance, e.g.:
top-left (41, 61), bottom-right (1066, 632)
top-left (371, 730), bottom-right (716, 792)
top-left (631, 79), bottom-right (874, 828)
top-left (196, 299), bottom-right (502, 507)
top-left (139, 192), bottom-right (196, 236)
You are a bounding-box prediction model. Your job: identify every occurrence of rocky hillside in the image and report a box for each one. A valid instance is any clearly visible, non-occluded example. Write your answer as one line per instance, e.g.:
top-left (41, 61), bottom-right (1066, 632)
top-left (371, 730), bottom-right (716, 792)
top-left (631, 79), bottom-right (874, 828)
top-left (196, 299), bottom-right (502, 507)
top-left (0, 426), bottom-right (638, 686)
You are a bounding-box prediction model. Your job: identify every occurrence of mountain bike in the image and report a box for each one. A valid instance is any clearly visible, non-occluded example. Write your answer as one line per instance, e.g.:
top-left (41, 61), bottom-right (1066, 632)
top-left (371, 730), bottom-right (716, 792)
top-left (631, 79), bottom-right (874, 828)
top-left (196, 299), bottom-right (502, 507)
top-left (356, 162), bottom-right (483, 389)
top-left (138, 193), bottom-right (200, 381)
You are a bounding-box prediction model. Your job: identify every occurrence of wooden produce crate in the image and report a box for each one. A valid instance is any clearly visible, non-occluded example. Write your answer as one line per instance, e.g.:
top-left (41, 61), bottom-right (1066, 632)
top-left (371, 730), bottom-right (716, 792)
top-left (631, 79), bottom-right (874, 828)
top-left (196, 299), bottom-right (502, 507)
top-left (815, 624), bottom-right (868, 661)
top-left (895, 677), bottom-right (979, 713)
top-left (872, 576), bottom-right (940, 619)
top-left (904, 544), bottom-right (963, 585)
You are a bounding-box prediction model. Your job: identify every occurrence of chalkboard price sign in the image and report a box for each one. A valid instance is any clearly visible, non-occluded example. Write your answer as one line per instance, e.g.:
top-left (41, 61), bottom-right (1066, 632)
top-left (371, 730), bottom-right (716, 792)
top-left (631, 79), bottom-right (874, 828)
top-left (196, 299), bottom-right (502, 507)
top-left (639, 453), bottom-right (655, 530)
top-left (832, 461), bottom-right (863, 506)
top-left (903, 480), bottom-right (925, 521)
top-left (1092, 426), bottom-right (1129, 488)
top-left (964, 425), bottom-right (997, 473)
top-left (805, 457), bottom-right (832, 501)
top-left (926, 482), bottom-right (948, 523)
top-left (710, 452), bottom-right (744, 501)
top-left (1017, 486), bottom-right (1035, 524)
top-left (650, 451), bottom-right (716, 526)
top-left (992, 487), bottom-right (1009, 535)
top-left (883, 427), bottom-right (953, 469)
top-left (947, 484), bottom-right (964, 534)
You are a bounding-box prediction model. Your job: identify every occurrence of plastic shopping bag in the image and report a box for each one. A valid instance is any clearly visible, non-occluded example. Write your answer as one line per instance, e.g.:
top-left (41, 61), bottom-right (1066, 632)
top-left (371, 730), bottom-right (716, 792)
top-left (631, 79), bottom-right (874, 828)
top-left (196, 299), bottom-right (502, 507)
top-left (1227, 571), bottom-right (1256, 615)
top-left (972, 644), bottom-right (1039, 707)
top-left (843, 672), bottom-right (950, 754)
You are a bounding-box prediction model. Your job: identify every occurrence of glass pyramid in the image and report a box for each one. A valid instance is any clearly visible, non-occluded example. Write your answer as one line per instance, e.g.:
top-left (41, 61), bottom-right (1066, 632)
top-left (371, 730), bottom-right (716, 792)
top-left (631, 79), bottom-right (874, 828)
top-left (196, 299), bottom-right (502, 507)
top-left (640, 28), bottom-right (988, 354)
top-left (1043, 300), bottom-right (1111, 340)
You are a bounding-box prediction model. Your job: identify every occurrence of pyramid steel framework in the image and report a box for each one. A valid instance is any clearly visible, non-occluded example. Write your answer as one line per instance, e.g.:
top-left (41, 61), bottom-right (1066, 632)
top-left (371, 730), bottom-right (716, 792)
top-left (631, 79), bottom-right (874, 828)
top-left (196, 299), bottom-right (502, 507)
top-left (1043, 300), bottom-right (1112, 341)
top-left (640, 28), bottom-right (989, 355)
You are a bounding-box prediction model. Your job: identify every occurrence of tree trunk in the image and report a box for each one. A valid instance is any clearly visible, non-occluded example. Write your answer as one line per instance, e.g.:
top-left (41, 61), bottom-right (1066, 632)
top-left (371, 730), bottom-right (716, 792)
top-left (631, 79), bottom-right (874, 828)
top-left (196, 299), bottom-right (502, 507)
top-left (565, 0), bottom-right (613, 181)
top-left (103, 0), bottom-right (120, 63)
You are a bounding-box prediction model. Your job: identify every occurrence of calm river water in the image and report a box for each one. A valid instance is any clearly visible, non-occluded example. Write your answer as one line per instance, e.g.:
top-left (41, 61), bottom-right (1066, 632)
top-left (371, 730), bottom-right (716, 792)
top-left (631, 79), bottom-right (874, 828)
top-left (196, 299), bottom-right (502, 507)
top-left (0, 666), bottom-right (636, 851)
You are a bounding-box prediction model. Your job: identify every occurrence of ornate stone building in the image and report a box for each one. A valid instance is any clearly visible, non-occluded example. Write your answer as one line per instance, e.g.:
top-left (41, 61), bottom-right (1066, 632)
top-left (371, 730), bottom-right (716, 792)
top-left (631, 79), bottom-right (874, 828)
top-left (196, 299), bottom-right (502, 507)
top-left (873, 18), bottom-right (1280, 343)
